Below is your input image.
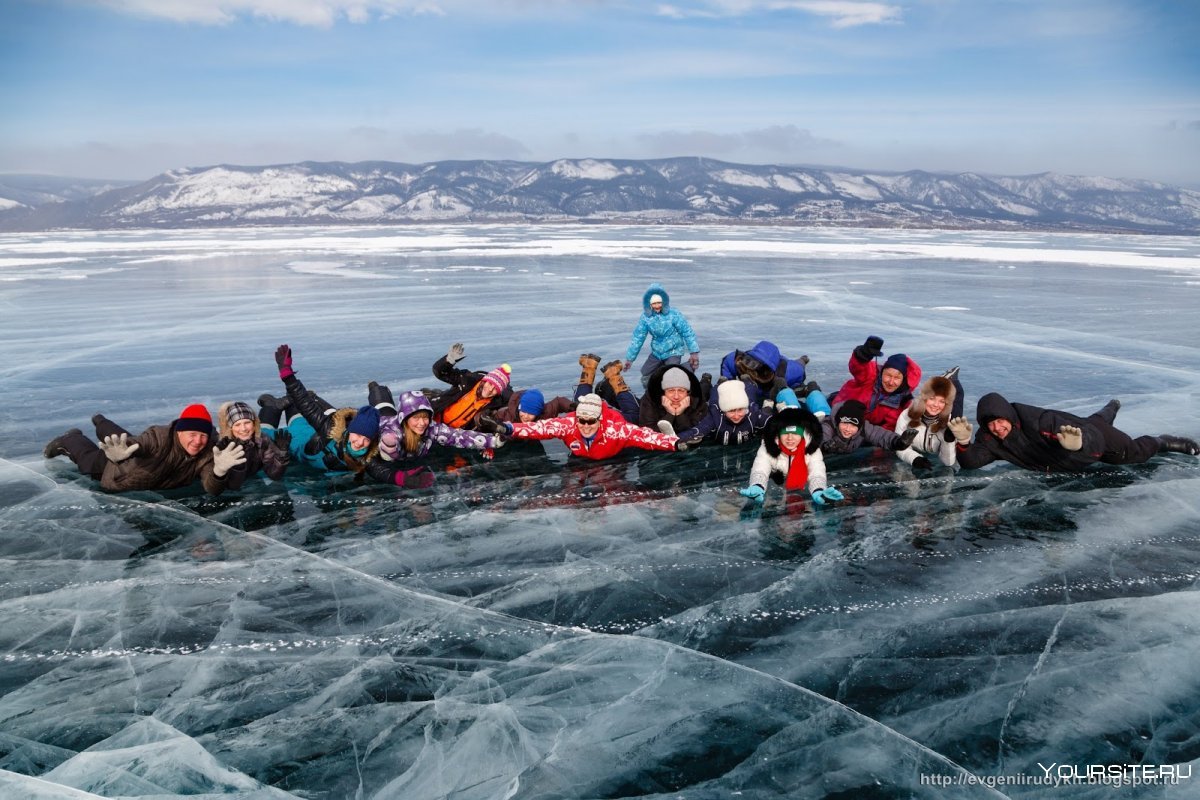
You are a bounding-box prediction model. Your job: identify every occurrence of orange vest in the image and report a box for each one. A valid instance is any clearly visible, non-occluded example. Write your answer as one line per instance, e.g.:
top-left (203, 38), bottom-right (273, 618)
top-left (437, 388), bottom-right (491, 428)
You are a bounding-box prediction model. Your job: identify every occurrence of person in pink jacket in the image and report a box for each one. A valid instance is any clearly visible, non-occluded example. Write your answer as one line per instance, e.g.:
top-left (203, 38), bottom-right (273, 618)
top-left (501, 393), bottom-right (683, 460)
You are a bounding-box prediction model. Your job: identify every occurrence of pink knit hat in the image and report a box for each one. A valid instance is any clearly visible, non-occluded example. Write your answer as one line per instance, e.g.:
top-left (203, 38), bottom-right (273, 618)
top-left (480, 363), bottom-right (512, 395)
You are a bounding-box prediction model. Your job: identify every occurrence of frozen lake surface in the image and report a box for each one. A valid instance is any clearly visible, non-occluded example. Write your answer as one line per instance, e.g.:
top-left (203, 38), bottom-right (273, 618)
top-left (1, 224), bottom-right (1199, 799)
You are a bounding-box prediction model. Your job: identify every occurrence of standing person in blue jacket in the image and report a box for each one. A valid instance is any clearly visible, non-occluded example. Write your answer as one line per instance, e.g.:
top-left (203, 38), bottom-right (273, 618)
top-left (623, 283), bottom-right (700, 389)
top-left (719, 340), bottom-right (813, 408)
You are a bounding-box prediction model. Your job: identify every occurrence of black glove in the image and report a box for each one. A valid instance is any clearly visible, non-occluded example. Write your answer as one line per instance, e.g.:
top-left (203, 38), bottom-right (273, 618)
top-left (475, 414), bottom-right (502, 434)
top-left (892, 428), bottom-right (919, 450)
top-left (912, 455), bottom-right (932, 470)
top-left (274, 428), bottom-right (292, 450)
top-left (943, 426), bottom-right (957, 443)
top-left (853, 336), bottom-right (884, 362)
top-left (275, 344), bottom-right (294, 379)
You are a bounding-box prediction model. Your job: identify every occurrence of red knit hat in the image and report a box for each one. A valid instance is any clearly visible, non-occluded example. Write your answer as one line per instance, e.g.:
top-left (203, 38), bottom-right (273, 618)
top-left (480, 364), bottom-right (511, 395)
top-left (175, 404), bottom-right (213, 436)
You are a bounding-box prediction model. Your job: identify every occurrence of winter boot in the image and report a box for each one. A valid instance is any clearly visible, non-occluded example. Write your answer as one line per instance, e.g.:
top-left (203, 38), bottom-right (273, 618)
top-left (1157, 435), bottom-right (1200, 456)
top-left (602, 359), bottom-right (630, 396)
top-left (368, 381), bottom-right (397, 416)
top-left (43, 429), bottom-right (82, 459)
top-left (257, 393), bottom-right (290, 429)
top-left (941, 365), bottom-right (960, 381)
top-left (1095, 398), bottom-right (1120, 425)
top-left (579, 353), bottom-right (600, 387)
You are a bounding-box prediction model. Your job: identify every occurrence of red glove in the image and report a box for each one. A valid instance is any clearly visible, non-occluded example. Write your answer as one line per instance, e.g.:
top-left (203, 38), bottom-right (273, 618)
top-left (395, 466), bottom-right (435, 489)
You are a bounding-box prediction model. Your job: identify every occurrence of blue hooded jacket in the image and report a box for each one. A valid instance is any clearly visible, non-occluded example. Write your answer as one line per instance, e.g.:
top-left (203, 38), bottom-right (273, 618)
top-left (625, 283), bottom-right (700, 362)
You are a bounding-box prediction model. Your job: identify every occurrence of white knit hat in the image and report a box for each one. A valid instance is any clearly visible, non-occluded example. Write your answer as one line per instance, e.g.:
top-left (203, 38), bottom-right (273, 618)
top-left (575, 393), bottom-right (603, 421)
top-left (649, 294), bottom-right (663, 304)
top-left (717, 380), bottom-right (750, 412)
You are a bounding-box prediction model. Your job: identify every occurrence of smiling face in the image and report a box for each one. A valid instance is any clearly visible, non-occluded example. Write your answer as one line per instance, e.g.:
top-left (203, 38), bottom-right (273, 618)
top-left (988, 418), bottom-right (1013, 440)
top-left (662, 387), bottom-right (690, 414)
top-left (347, 433), bottom-right (372, 451)
top-left (230, 418), bottom-right (255, 441)
top-left (650, 300), bottom-right (664, 313)
top-left (575, 415), bottom-right (601, 435)
top-left (176, 430), bottom-right (208, 456)
top-left (779, 432), bottom-right (804, 451)
top-left (405, 411), bottom-right (431, 435)
top-left (478, 382), bottom-right (498, 399)
top-left (881, 367), bottom-right (905, 393)
top-left (838, 420), bottom-right (861, 439)
top-left (925, 395), bottom-right (947, 416)
top-left (724, 407), bottom-right (748, 424)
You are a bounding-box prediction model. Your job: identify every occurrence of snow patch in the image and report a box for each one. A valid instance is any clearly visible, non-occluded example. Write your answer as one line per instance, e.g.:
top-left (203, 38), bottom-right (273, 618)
top-left (285, 260), bottom-right (390, 280)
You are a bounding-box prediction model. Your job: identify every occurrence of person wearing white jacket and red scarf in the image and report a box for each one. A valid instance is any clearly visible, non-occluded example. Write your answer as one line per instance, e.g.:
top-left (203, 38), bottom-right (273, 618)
top-left (740, 405), bottom-right (843, 506)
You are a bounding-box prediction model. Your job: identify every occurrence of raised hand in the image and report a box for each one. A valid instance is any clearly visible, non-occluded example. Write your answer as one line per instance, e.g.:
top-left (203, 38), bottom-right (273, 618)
top-left (1057, 425), bottom-right (1084, 451)
top-left (275, 344), bottom-right (294, 379)
top-left (99, 433), bottom-right (140, 463)
top-left (947, 417), bottom-right (973, 445)
top-left (853, 335), bottom-right (884, 361)
top-left (446, 342), bottom-right (466, 365)
top-left (212, 441), bottom-right (246, 478)
top-left (893, 427), bottom-right (919, 450)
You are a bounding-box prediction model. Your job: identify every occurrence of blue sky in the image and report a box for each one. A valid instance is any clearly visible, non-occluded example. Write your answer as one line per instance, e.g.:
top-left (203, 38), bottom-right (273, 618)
top-left (1, 0), bottom-right (1197, 184)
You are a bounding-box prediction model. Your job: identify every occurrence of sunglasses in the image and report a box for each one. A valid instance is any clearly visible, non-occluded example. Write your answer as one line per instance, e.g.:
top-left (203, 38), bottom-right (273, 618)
top-left (576, 416), bottom-right (601, 425)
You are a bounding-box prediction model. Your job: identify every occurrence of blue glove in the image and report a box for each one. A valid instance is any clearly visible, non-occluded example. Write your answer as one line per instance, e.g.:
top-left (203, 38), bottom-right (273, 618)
top-left (811, 486), bottom-right (845, 505)
top-left (739, 485), bottom-right (766, 503)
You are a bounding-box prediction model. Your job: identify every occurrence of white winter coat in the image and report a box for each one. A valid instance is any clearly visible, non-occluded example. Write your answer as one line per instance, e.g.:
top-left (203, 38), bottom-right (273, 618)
top-left (747, 441), bottom-right (829, 494)
top-left (893, 409), bottom-right (957, 467)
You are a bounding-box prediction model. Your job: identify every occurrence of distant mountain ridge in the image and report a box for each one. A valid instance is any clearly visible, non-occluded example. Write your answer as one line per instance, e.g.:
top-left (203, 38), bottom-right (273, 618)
top-left (2, 157), bottom-right (1198, 233)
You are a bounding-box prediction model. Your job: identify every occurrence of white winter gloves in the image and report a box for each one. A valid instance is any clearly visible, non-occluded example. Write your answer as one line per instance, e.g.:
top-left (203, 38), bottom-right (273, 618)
top-left (100, 433), bottom-right (140, 462)
top-left (947, 417), bottom-right (973, 445)
top-left (1056, 425), bottom-right (1083, 451)
top-left (446, 342), bottom-right (466, 365)
top-left (212, 442), bottom-right (247, 477)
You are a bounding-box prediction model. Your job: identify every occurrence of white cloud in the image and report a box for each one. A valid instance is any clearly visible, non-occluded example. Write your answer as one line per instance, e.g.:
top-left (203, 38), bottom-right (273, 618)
top-left (656, 0), bottom-right (901, 27)
top-left (92, 0), bottom-right (447, 26)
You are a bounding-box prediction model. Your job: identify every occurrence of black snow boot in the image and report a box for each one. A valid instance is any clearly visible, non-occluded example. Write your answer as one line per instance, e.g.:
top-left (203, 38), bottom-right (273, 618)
top-left (1158, 435), bottom-right (1200, 456)
top-left (368, 381), bottom-right (397, 416)
top-left (1095, 398), bottom-right (1121, 425)
top-left (43, 429), bottom-right (82, 459)
top-left (257, 393), bottom-right (290, 428)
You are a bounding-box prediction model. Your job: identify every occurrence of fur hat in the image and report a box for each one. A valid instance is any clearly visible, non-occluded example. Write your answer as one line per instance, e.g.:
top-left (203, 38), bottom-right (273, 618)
top-left (175, 404), bottom-right (213, 436)
top-left (575, 393), bottom-right (603, 421)
top-left (481, 363), bottom-right (512, 395)
top-left (347, 405), bottom-right (380, 438)
top-left (518, 388), bottom-right (545, 417)
top-left (763, 406), bottom-right (822, 456)
top-left (717, 380), bottom-right (750, 412)
top-left (908, 376), bottom-right (956, 429)
top-left (834, 400), bottom-right (867, 428)
top-left (661, 367), bottom-right (691, 391)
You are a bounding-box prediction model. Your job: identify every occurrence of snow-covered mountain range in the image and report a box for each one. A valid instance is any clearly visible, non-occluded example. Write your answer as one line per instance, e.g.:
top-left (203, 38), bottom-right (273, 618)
top-left (3, 157), bottom-right (1198, 233)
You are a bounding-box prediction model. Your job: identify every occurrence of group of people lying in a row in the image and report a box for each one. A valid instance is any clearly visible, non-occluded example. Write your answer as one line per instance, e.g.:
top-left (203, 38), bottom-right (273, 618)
top-left (43, 334), bottom-right (1200, 506)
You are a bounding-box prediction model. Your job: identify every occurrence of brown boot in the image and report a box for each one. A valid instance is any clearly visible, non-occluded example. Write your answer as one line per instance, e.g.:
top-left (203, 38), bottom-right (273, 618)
top-left (602, 360), bottom-right (630, 395)
top-left (579, 353), bottom-right (600, 386)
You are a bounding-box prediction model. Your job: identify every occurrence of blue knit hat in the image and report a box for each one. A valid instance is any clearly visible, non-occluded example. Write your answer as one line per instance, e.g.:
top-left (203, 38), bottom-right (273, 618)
top-left (518, 388), bottom-right (545, 417)
top-left (347, 405), bottom-right (380, 438)
top-left (882, 353), bottom-right (909, 375)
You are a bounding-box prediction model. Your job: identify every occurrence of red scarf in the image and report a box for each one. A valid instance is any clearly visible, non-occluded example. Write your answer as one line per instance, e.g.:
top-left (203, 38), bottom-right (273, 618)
top-left (781, 441), bottom-right (809, 491)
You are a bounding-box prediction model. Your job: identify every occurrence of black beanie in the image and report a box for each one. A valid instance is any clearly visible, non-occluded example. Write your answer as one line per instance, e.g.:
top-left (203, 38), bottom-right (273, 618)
top-left (835, 400), bottom-right (866, 428)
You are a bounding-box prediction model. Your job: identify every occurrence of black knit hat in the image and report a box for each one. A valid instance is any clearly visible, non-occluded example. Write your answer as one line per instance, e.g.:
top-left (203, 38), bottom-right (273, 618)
top-left (834, 400), bottom-right (866, 428)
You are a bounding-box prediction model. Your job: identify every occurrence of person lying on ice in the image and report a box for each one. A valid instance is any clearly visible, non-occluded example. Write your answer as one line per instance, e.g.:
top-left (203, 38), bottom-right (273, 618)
top-left (893, 370), bottom-right (965, 470)
top-left (579, 354), bottom-right (710, 431)
top-left (488, 387), bottom-right (575, 424)
top-left (497, 392), bottom-right (684, 460)
top-left (364, 387), bottom-right (506, 487)
top-left (43, 404), bottom-right (243, 494)
top-left (429, 342), bottom-right (513, 430)
top-left (829, 335), bottom-right (922, 429)
top-left (259, 344), bottom-right (382, 480)
top-left (739, 401), bottom-right (843, 506)
top-left (213, 400), bottom-right (290, 489)
top-left (664, 379), bottom-right (772, 447)
top-left (949, 392), bottom-right (1200, 472)
top-left (719, 340), bottom-right (815, 408)
top-left (819, 399), bottom-right (918, 457)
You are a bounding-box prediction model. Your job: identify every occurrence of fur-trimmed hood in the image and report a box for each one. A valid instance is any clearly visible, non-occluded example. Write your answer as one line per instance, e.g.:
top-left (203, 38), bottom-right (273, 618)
top-left (327, 406), bottom-right (380, 464)
top-left (763, 406), bottom-right (823, 456)
top-left (905, 376), bottom-right (955, 432)
top-left (217, 401), bottom-right (261, 440)
top-left (641, 282), bottom-right (671, 314)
